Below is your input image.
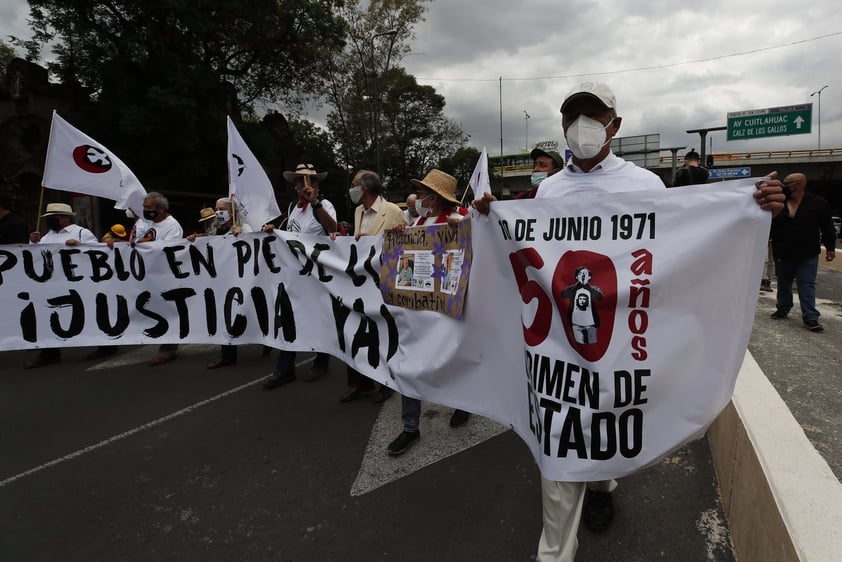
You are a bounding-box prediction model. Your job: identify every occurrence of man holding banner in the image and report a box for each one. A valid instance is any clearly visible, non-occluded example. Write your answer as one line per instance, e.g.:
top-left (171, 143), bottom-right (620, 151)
top-left (262, 163), bottom-right (337, 388)
top-left (23, 202), bottom-right (97, 369)
top-left (137, 192), bottom-right (185, 366)
top-left (474, 82), bottom-right (786, 562)
top-left (337, 170), bottom-right (406, 404)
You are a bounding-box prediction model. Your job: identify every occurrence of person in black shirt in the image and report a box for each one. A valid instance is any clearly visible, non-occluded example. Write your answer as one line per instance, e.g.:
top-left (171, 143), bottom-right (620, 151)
top-left (0, 192), bottom-right (29, 244)
top-left (673, 150), bottom-right (709, 186)
top-left (770, 173), bottom-right (836, 331)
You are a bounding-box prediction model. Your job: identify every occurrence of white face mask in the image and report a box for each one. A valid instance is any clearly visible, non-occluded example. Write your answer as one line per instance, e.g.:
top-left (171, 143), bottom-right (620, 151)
top-left (415, 194), bottom-right (434, 217)
top-left (216, 209), bottom-right (231, 223)
top-left (565, 115), bottom-right (613, 160)
top-left (349, 185), bottom-right (363, 205)
top-left (531, 171), bottom-right (548, 188)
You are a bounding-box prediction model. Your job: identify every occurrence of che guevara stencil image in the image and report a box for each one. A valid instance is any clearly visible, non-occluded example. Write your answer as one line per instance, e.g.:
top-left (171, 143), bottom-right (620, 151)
top-left (552, 250), bottom-right (617, 362)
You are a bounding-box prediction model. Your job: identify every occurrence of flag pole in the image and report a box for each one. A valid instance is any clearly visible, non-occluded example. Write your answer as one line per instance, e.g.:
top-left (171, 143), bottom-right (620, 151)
top-left (35, 186), bottom-right (46, 232)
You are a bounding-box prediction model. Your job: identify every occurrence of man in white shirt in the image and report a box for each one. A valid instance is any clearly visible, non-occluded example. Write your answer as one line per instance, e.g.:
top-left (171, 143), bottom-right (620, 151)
top-left (137, 192), bottom-right (185, 366)
top-left (29, 202), bottom-right (98, 245)
top-left (474, 82), bottom-right (786, 562)
top-left (262, 163), bottom-right (337, 389)
top-left (24, 203), bottom-right (98, 368)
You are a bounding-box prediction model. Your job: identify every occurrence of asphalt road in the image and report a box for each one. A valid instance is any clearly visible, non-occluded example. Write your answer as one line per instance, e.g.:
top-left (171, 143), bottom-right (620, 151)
top-left (14, 243), bottom-right (840, 562)
top-left (1, 342), bottom-right (733, 561)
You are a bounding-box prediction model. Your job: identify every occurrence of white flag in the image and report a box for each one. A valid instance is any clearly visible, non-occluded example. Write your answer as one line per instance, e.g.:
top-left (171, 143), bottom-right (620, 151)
top-left (468, 147), bottom-right (491, 200)
top-left (227, 117), bottom-right (281, 231)
top-left (42, 111), bottom-right (147, 215)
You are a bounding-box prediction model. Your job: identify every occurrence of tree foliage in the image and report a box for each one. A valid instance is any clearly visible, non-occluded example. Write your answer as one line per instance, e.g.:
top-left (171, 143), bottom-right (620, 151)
top-left (15, 0), bottom-right (347, 191)
top-left (0, 41), bottom-right (15, 82)
top-left (322, 0), bottom-right (465, 193)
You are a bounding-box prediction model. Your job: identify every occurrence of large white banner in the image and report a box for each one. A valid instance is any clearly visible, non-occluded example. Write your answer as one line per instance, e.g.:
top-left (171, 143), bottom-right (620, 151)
top-left (0, 180), bottom-right (769, 481)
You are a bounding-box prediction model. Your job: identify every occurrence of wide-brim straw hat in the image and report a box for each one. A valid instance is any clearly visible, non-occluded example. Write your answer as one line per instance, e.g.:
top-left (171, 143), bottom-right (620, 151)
top-left (283, 163), bottom-right (328, 183)
top-left (41, 203), bottom-right (74, 217)
top-left (198, 207), bottom-right (216, 222)
top-left (410, 169), bottom-right (459, 205)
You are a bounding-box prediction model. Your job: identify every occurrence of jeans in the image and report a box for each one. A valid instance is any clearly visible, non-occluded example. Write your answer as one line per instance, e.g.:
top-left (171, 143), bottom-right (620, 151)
top-left (774, 254), bottom-right (819, 322)
top-left (401, 396), bottom-right (421, 433)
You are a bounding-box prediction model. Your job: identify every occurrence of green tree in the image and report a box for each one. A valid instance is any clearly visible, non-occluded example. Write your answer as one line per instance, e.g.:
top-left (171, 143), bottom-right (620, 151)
top-left (437, 146), bottom-right (481, 199)
top-left (0, 40), bottom-right (15, 82)
top-left (378, 68), bottom-right (466, 192)
top-left (322, 0), bottom-right (431, 175)
top-left (15, 0), bottom-right (347, 191)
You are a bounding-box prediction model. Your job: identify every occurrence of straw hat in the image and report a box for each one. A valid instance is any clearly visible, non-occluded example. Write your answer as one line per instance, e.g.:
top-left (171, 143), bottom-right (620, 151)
top-left (41, 203), bottom-right (75, 217)
top-left (110, 224), bottom-right (128, 238)
top-left (283, 163), bottom-right (328, 183)
top-left (410, 169), bottom-right (459, 205)
top-left (198, 207), bottom-right (216, 222)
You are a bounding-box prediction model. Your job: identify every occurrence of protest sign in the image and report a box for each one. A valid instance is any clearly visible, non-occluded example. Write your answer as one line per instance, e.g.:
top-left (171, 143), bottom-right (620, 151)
top-left (0, 181), bottom-right (769, 481)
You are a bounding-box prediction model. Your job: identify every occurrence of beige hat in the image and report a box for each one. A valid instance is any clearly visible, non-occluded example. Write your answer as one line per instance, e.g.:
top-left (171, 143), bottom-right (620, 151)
top-left (41, 203), bottom-right (74, 217)
top-left (198, 207), bottom-right (216, 222)
top-left (283, 163), bottom-right (328, 183)
top-left (410, 169), bottom-right (460, 205)
top-left (560, 82), bottom-right (616, 113)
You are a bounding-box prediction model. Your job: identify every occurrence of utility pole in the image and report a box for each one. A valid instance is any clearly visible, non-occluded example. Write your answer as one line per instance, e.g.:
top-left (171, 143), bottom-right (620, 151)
top-left (523, 110), bottom-right (530, 152)
top-left (685, 126), bottom-right (726, 167)
top-left (811, 85), bottom-right (828, 150)
top-left (372, 29), bottom-right (398, 175)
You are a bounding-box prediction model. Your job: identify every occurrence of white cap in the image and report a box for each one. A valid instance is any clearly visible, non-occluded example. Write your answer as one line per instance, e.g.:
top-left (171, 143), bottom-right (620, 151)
top-left (560, 82), bottom-right (616, 113)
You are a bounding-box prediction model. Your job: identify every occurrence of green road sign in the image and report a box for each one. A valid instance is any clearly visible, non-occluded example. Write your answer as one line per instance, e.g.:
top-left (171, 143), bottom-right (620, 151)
top-left (727, 103), bottom-right (812, 140)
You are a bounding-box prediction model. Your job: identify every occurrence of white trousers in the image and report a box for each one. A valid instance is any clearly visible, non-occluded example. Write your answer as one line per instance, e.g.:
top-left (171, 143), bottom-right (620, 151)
top-left (536, 478), bottom-right (617, 562)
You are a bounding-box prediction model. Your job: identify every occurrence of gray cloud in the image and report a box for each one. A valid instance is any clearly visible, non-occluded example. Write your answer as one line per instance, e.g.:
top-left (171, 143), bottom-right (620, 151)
top-left (405, 1), bottom-right (842, 157)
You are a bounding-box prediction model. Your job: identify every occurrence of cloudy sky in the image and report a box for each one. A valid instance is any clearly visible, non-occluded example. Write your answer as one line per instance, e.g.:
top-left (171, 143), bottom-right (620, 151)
top-left (402, 0), bottom-right (842, 158)
top-left (3, 0), bottom-right (841, 159)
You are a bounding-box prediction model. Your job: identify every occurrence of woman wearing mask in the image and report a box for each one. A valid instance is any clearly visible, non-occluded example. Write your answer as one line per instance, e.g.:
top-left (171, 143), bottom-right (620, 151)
top-left (200, 197), bottom-right (251, 369)
top-left (386, 169), bottom-right (473, 456)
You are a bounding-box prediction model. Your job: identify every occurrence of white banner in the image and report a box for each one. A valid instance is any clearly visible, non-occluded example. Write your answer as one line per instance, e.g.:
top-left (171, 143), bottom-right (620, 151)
top-left (0, 180), bottom-right (769, 481)
top-left (227, 117), bottom-right (281, 231)
top-left (42, 111), bottom-right (147, 215)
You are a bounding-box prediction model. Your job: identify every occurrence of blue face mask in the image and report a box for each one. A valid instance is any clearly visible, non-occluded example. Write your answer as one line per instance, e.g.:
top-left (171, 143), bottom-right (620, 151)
top-left (531, 172), bottom-right (548, 188)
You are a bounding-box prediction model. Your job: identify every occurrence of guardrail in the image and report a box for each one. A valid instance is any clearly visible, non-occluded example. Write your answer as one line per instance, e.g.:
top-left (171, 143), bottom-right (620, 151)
top-left (659, 147), bottom-right (842, 166)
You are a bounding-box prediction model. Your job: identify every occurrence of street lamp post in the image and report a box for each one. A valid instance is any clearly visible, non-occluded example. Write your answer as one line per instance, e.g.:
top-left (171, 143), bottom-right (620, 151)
top-left (523, 110), bottom-right (530, 152)
top-left (372, 29), bottom-right (399, 175)
top-left (810, 85), bottom-right (828, 151)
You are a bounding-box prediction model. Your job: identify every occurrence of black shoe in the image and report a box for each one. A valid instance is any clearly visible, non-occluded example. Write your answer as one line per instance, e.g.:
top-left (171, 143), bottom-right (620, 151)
top-left (805, 319), bottom-right (824, 332)
top-left (304, 363), bottom-right (328, 382)
top-left (371, 387), bottom-right (393, 403)
top-left (583, 489), bottom-right (615, 532)
top-left (86, 347), bottom-right (119, 360)
top-left (339, 385), bottom-right (372, 403)
top-left (207, 358), bottom-right (236, 369)
top-left (387, 430), bottom-right (420, 456)
top-left (770, 310), bottom-right (788, 319)
top-left (263, 369), bottom-right (296, 389)
top-left (449, 409), bottom-right (470, 428)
